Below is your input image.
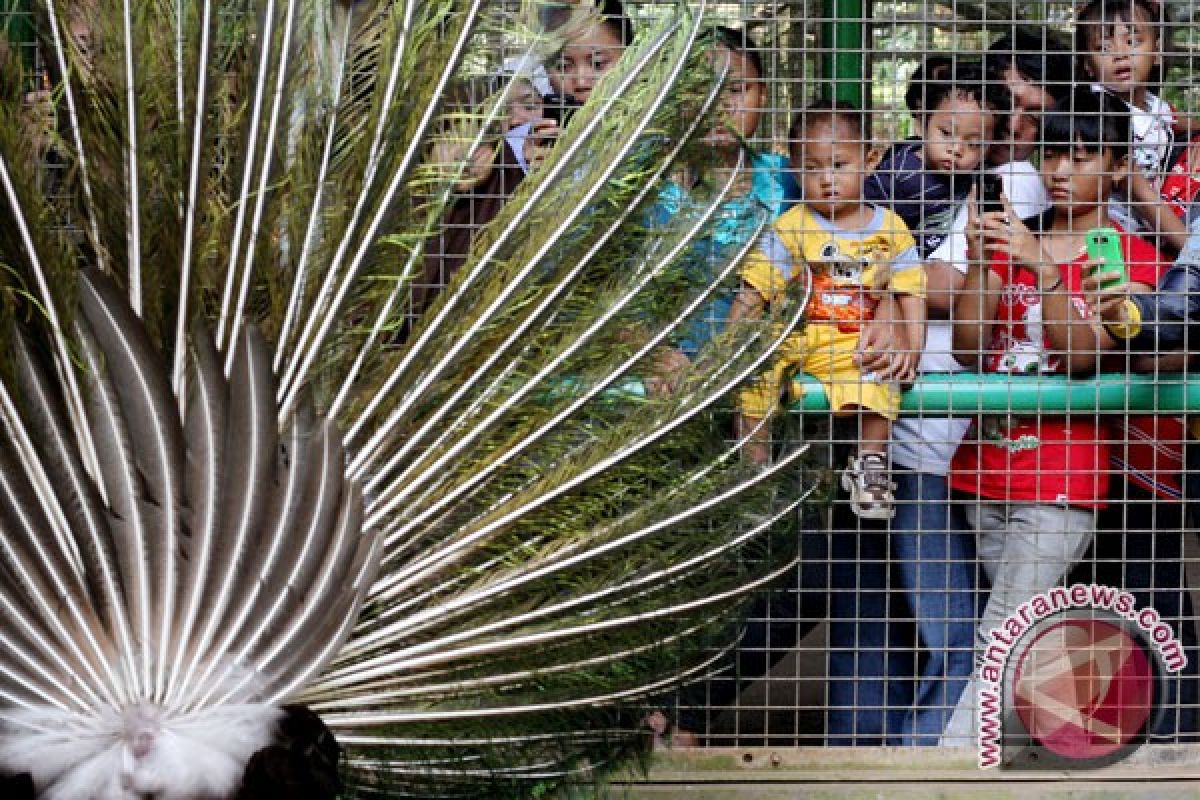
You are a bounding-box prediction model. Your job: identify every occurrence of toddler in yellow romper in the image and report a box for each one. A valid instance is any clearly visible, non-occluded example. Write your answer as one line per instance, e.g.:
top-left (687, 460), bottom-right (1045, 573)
top-left (729, 102), bottom-right (926, 519)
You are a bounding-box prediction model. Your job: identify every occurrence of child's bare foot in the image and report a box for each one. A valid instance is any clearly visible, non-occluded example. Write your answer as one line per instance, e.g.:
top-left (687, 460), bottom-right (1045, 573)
top-left (742, 440), bottom-right (770, 467)
top-left (842, 452), bottom-right (895, 519)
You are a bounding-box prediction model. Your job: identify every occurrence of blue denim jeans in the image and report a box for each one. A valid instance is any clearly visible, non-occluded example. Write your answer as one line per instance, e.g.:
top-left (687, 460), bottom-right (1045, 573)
top-left (827, 468), bottom-right (977, 745)
top-left (1079, 482), bottom-right (1200, 743)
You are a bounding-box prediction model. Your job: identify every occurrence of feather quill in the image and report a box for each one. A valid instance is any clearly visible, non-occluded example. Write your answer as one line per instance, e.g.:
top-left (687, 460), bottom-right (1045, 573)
top-left (0, 2), bottom-right (817, 795)
top-left (165, 326), bottom-right (228, 704)
top-left (78, 272), bottom-right (186, 703)
top-left (176, 326), bottom-right (276, 708)
top-left (11, 335), bottom-right (138, 696)
top-left (276, 0), bottom-right (486, 418)
top-left (171, 0), bottom-right (218, 394)
top-left (73, 313), bottom-right (155, 699)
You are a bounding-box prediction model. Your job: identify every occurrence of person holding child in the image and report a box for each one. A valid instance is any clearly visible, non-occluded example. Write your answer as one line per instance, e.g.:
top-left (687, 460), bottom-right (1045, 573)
top-left (825, 63), bottom-right (1005, 744)
top-left (943, 88), bottom-right (1167, 741)
top-left (729, 101), bottom-right (926, 518)
top-left (729, 104), bottom-right (927, 747)
top-left (1076, 0), bottom-right (1191, 252)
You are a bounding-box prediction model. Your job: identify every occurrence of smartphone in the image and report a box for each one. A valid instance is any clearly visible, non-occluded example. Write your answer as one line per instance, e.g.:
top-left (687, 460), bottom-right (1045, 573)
top-left (1085, 227), bottom-right (1129, 289)
top-left (979, 173), bottom-right (1004, 214)
top-left (542, 93), bottom-right (580, 128)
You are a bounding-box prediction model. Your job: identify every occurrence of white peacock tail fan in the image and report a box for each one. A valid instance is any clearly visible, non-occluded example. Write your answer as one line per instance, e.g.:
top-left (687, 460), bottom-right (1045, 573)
top-left (0, 0), bottom-right (812, 797)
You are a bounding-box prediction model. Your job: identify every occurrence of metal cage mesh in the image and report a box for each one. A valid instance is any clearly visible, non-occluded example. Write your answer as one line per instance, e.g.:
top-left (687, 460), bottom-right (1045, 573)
top-left (6, 0), bottom-right (1200, 764)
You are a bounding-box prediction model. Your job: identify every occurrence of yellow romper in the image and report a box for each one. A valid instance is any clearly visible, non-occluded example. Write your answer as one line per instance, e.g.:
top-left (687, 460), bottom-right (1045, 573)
top-left (738, 203), bottom-right (925, 418)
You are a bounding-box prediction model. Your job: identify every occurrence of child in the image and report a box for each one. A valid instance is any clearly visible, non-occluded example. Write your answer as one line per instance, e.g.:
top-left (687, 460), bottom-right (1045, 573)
top-left (1076, 0), bottom-right (1191, 250)
top-left (730, 101), bottom-right (926, 519)
top-left (943, 88), bottom-right (1165, 740)
top-left (865, 64), bottom-right (999, 258)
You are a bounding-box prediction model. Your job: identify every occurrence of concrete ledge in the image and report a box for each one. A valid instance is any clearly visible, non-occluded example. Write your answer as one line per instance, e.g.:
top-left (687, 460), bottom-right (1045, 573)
top-left (607, 746), bottom-right (1200, 798)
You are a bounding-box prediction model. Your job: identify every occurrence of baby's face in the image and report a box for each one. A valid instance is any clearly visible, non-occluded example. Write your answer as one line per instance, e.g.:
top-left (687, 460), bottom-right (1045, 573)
top-left (795, 119), bottom-right (870, 220)
top-left (921, 94), bottom-right (993, 175)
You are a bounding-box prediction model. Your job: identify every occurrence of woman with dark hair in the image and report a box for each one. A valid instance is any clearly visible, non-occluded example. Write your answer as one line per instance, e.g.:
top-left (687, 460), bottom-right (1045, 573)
top-left (520, 0), bottom-right (636, 171)
top-left (414, 2), bottom-right (636, 330)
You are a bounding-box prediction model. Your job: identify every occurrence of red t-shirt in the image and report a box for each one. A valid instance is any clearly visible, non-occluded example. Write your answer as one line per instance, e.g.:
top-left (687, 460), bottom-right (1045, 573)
top-left (950, 225), bottom-right (1163, 509)
top-left (1161, 135), bottom-right (1200, 219)
top-left (1111, 414), bottom-right (1186, 500)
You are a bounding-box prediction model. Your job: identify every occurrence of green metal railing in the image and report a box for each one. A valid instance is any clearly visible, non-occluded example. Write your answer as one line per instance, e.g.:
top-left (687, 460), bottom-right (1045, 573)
top-left (793, 373), bottom-right (1200, 414)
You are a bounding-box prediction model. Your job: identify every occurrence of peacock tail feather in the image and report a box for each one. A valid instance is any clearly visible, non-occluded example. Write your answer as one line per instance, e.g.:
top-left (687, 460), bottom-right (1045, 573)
top-left (0, 1), bottom-right (812, 797)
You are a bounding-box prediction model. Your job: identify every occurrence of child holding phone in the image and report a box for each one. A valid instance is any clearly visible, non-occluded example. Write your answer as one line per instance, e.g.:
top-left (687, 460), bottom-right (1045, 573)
top-left (943, 88), bottom-right (1167, 741)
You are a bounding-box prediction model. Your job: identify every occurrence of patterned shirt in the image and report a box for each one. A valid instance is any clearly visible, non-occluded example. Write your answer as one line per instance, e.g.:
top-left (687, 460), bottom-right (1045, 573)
top-left (864, 140), bottom-right (973, 259)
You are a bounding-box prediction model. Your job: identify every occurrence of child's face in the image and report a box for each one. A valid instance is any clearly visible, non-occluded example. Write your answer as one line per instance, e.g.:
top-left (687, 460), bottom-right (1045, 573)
top-left (1040, 142), bottom-right (1123, 213)
top-left (920, 94), bottom-right (993, 175)
top-left (550, 21), bottom-right (625, 103)
top-left (1083, 10), bottom-right (1158, 99)
top-left (794, 119), bottom-right (872, 220)
top-left (704, 45), bottom-right (766, 147)
top-left (507, 80), bottom-right (543, 130)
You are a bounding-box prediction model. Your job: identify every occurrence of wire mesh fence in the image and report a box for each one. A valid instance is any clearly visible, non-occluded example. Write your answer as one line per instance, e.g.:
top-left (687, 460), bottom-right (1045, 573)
top-left (7, 0), bottom-right (1200, 764)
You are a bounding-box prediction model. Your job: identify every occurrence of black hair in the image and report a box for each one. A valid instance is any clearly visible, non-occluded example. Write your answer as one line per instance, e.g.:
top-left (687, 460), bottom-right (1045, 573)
top-left (1074, 0), bottom-right (1163, 87)
top-left (985, 29), bottom-right (1074, 102)
top-left (1040, 86), bottom-right (1131, 159)
top-left (914, 62), bottom-right (994, 117)
top-left (596, 0), bottom-right (635, 47)
top-left (904, 54), bottom-right (954, 113)
top-left (905, 61), bottom-right (1010, 145)
top-left (539, 0), bottom-right (634, 47)
top-left (787, 98), bottom-right (865, 152)
top-left (712, 25), bottom-right (764, 81)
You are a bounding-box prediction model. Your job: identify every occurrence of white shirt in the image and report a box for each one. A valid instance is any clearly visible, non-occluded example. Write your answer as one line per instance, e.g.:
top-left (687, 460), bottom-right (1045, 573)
top-left (889, 228), bottom-right (972, 474)
top-left (890, 164), bottom-right (1050, 475)
top-left (1091, 86), bottom-right (1175, 231)
top-left (505, 122), bottom-right (533, 173)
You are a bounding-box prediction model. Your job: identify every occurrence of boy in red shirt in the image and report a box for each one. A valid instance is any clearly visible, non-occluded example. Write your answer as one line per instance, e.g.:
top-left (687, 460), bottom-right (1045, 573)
top-left (943, 88), bottom-right (1165, 741)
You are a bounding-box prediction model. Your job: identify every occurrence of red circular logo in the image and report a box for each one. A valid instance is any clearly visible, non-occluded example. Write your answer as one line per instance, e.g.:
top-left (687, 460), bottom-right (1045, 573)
top-left (1012, 618), bottom-right (1155, 760)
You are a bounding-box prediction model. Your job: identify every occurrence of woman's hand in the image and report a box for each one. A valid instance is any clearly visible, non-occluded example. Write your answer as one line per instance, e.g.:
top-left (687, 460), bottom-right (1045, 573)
top-left (856, 296), bottom-right (916, 383)
top-left (856, 294), bottom-right (895, 375)
top-left (643, 346), bottom-right (691, 397)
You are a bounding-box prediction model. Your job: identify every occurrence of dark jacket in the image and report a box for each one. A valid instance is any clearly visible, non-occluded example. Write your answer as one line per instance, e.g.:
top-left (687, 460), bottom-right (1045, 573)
top-left (412, 138), bottom-right (526, 322)
top-left (1128, 259), bottom-right (1200, 351)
